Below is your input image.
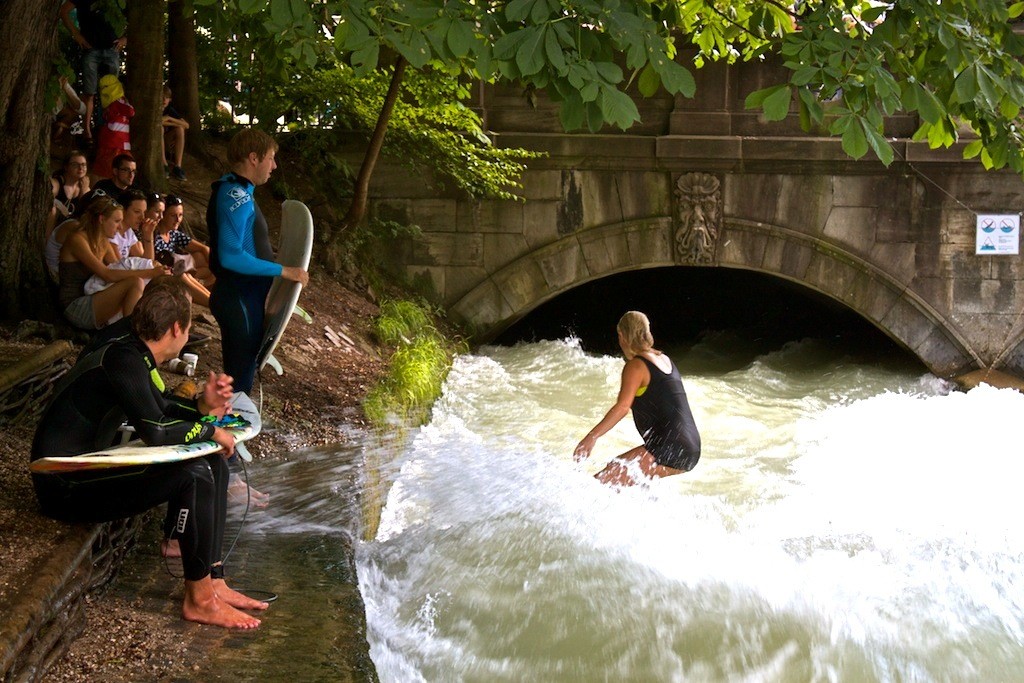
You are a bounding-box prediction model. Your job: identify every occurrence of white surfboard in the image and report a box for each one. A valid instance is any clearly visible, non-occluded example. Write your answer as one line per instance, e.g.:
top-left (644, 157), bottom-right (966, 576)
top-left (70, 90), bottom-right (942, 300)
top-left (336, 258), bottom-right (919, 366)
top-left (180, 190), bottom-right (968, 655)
top-left (258, 199), bottom-right (314, 374)
top-left (30, 392), bottom-right (261, 474)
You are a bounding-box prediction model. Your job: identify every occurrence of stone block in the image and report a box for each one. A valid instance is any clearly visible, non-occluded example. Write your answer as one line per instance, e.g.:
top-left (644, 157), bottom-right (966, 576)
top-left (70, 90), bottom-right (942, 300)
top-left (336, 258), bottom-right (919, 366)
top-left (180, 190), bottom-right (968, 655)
top-left (520, 171), bottom-right (564, 200)
top-left (493, 258), bottom-right (550, 315)
top-left (822, 207), bottom-right (878, 254)
top-left (624, 220), bottom-right (674, 267)
top-left (776, 175), bottom-right (834, 234)
top-left (578, 226), bottom-right (632, 277)
top-left (523, 200), bottom-right (561, 249)
top-left (656, 136), bottom-right (743, 161)
top-left (718, 228), bottom-right (767, 268)
top-left (450, 278), bottom-right (515, 334)
top-left (832, 176), bottom-right (889, 207)
top-left (534, 239), bottom-right (590, 292)
top-left (868, 243), bottom-right (915, 280)
top-left (880, 297), bottom-right (936, 351)
top-left (912, 326), bottom-right (975, 377)
top-left (725, 175), bottom-right (781, 225)
top-left (442, 266), bottom-right (490, 304)
top-left (760, 233), bottom-right (813, 280)
top-left (939, 209), bottom-right (976, 245)
top-left (483, 233), bottom-right (530, 272)
top-left (455, 200), bottom-right (525, 234)
top-left (410, 232), bottom-right (482, 267)
top-left (406, 199), bottom-right (459, 232)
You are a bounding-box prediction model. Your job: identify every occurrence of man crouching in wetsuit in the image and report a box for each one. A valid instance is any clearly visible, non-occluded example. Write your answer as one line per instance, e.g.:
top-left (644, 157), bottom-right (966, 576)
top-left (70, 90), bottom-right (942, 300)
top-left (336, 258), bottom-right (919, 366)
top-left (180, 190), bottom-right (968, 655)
top-left (30, 276), bottom-right (267, 629)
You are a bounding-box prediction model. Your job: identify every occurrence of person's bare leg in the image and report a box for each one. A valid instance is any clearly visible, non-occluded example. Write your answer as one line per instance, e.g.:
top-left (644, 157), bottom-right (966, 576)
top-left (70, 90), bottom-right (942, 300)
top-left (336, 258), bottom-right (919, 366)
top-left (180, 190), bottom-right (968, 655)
top-left (91, 277), bottom-right (145, 326)
top-left (161, 538), bottom-right (181, 558)
top-left (635, 451), bottom-right (684, 480)
top-left (182, 576), bottom-right (261, 628)
top-left (594, 446), bottom-right (647, 486)
top-left (171, 126), bottom-right (185, 167)
top-left (180, 273), bottom-right (210, 307)
top-left (83, 94), bottom-right (95, 140)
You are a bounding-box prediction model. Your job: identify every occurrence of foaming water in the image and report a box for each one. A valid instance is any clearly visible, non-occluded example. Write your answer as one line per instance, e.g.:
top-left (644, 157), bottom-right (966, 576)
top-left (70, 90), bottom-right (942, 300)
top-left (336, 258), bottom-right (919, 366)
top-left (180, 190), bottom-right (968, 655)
top-left (358, 338), bottom-right (1024, 681)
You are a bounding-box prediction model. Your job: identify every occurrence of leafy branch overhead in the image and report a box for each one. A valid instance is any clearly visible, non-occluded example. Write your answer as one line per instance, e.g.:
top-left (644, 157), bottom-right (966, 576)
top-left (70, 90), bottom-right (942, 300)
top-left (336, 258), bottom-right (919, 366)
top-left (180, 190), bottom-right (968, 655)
top-left (197, 0), bottom-right (1024, 175)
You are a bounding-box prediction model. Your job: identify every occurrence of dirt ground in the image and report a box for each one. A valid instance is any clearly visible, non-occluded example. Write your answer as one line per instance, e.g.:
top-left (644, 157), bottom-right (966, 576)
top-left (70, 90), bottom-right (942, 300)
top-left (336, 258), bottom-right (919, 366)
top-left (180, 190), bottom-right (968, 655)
top-left (0, 143), bottom-right (391, 681)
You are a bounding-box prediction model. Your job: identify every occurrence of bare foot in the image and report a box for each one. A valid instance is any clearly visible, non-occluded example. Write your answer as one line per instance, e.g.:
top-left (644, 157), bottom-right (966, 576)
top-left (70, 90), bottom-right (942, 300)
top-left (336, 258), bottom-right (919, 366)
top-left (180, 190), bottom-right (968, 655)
top-left (161, 538), bottom-right (181, 558)
top-left (228, 478), bottom-right (270, 508)
top-left (183, 578), bottom-right (261, 629)
top-left (213, 578), bottom-right (270, 611)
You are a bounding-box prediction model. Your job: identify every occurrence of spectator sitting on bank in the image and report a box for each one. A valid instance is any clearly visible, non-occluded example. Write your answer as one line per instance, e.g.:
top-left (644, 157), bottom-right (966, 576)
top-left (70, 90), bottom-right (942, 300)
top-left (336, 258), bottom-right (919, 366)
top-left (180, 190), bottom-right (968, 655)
top-left (45, 188), bottom-right (103, 281)
top-left (158, 194), bottom-right (214, 286)
top-left (51, 76), bottom-right (87, 146)
top-left (92, 153), bottom-right (136, 197)
top-left (162, 85), bottom-right (189, 181)
top-left (114, 189), bottom-right (156, 261)
top-left (58, 196), bottom-right (167, 330)
top-left (93, 74), bottom-right (134, 179)
top-left (59, 0), bottom-right (126, 145)
top-left (145, 192), bottom-right (213, 308)
top-left (47, 150), bottom-right (91, 239)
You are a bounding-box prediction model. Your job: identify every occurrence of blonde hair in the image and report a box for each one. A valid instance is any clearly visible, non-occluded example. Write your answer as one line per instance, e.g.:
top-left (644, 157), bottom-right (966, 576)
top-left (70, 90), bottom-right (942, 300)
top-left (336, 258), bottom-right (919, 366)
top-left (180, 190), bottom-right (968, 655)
top-left (78, 197), bottom-right (121, 256)
top-left (617, 311), bottom-right (654, 355)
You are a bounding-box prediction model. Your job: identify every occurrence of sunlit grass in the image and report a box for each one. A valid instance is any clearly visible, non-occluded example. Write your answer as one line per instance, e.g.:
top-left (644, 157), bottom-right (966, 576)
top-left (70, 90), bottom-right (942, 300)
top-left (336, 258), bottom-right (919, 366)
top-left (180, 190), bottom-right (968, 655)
top-left (362, 298), bottom-right (467, 540)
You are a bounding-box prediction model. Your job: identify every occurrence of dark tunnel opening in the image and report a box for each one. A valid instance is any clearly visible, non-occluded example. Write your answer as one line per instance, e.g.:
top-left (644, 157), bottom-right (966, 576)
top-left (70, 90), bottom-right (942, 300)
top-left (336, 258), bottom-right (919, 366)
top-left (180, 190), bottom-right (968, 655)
top-left (494, 267), bottom-right (925, 373)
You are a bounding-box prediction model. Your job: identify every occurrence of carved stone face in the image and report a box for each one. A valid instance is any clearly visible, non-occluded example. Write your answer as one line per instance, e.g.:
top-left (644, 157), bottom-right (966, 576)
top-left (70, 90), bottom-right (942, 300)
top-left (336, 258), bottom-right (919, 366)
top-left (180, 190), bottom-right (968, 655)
top-left (674, 173), bottom-right (721, 264)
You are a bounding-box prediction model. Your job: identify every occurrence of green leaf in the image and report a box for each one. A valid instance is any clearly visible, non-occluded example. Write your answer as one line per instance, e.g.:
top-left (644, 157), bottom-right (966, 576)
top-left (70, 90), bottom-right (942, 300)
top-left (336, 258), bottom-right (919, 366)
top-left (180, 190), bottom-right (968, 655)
top-left (506, 0), bottom-right (533, 22)
top-left (585, 100), bottom-right (604, 133)
top-left (1011, 1), bottom-right (1024, 18)
top-left (745, 84), bottom-right (784, 109)
top-left (954, 65), bottom-right (977, 105)
top-left (544, 26), bottom-right (566, 73)
top-left (638, 62), bottom-right (660, 97)
top-left (762, 85), bottom-right (792, 121)
top-left (447, 20), bottom-right (476, 58)
top-left (515, 26), bottom-right (546, 77)
top-left (656, 60), bottom-right (696, 97)
top-left (915, 84), bottom-right (943, 125)
top-left (270, 0), bottom-right (290, 25)
top-left (238, 0), bottom-right (264, 13)
top-left (842, 119), bottom-right (869, 159)
top-left (963, 139), bottom-right (984, 159)
top-left (559, 94), bottom-right (585, 131)
top-left (594, 61), bottom-right (623, 84)
top-left (862, 121), bottom-right (894, 165)
top-left (791, 66), bottom-right (818, 87)
top-left (493, 30), bottom-right (527, 60)
top-left (599, 86), bottom-right (640, 130)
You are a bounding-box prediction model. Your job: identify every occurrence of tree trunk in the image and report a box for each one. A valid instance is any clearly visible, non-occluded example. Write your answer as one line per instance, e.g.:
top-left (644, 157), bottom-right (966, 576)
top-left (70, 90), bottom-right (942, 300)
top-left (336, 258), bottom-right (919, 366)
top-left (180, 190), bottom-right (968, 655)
top-left (125, 0), bottom-right (166, 191)
top-left (167, 0), bottom-right (203, 150)
top-left (0, 0), bottom-right (61, 319)
top-left (324, 57), bottom-right (407, 273)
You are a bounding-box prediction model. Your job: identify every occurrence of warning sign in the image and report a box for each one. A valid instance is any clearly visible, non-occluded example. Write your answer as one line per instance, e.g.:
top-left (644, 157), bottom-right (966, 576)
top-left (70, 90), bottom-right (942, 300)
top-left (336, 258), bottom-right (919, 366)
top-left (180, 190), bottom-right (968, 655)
top-left (976, 214), bottom-right (1020, 255)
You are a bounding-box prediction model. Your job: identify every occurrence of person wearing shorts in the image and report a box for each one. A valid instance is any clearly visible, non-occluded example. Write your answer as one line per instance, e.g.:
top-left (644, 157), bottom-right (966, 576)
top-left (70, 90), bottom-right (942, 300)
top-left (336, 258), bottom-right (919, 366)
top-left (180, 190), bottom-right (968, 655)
top-left (59, 0), bottom-right (125, 143)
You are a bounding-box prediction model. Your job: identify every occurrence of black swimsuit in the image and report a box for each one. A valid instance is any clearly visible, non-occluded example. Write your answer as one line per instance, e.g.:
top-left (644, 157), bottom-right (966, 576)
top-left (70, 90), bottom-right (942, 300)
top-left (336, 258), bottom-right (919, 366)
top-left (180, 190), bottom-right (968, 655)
top-left (631, 356), bottom-right (701, 471)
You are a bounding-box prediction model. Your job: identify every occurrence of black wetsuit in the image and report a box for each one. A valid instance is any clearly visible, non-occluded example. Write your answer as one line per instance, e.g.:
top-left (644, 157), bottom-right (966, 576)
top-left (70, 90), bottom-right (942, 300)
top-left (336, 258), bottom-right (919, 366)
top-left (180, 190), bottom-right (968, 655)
top-left (31, 332), bottom-right (228, 581)
top-left (632, 356), bottom-right (701, 471)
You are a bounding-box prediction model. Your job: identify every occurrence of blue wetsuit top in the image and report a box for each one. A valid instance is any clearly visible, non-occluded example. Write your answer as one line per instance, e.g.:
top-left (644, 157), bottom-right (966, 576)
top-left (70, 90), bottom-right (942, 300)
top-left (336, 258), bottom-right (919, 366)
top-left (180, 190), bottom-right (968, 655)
top-left (208, 173), bottom-right (282, 279)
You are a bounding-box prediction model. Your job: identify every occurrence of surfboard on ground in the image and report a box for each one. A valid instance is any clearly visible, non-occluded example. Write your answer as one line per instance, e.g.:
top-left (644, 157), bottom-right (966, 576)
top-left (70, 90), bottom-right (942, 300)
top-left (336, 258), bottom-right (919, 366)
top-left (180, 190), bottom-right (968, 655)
top-left (29, 391), bottom-right (261, 474)
top-left (257, 199), bottom-right (314, 375)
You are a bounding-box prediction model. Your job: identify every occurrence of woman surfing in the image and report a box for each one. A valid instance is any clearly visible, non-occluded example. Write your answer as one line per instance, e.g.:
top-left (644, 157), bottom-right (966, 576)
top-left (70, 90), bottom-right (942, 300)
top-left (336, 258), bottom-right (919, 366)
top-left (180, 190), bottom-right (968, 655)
top-left (574, 311), bottom-right (701, 486)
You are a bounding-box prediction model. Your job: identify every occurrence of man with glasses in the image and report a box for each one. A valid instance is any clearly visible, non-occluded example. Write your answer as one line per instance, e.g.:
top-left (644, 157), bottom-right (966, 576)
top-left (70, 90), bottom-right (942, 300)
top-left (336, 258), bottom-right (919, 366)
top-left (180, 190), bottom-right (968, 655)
top-left (93, 153), bottom-right (137, 197)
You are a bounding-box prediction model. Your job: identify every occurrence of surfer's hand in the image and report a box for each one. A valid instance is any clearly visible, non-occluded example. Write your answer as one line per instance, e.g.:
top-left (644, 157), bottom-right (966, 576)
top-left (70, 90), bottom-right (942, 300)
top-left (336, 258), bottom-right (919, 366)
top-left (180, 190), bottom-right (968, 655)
top-left (212, 427), bottom-right (236, 457)
top-left (281, 266), bottom-right (309, 286)
top-left (200, 371), bottom-right (234, 417)
top-left (573, 435), bottom-right (596, 461)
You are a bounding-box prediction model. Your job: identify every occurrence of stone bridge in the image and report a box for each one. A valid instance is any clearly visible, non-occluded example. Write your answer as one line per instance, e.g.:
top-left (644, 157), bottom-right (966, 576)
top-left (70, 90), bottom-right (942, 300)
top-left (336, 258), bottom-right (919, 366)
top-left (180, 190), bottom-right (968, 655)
top-left (364, 59), bottom-right (1024, 378)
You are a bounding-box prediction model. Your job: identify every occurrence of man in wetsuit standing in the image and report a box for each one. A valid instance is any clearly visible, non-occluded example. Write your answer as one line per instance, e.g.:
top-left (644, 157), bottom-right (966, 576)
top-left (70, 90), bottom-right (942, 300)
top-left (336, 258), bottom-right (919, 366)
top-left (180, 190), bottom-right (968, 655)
top-left (207, 128), bottom-right (308, 394)
top-left (31, 277), bottom-right (267, 629)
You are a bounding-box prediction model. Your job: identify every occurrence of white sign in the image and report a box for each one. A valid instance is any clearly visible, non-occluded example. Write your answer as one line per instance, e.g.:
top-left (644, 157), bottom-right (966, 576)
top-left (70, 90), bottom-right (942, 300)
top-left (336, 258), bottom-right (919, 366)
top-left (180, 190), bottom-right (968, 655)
top-left (976, 214), bottom-right (1020, 255)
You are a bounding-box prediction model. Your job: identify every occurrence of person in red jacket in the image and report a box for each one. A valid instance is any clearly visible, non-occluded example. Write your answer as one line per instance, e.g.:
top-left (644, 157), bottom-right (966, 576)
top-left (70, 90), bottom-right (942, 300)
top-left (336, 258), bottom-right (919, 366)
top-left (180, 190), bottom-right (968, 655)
top-left (93, 74), bottom-right (134, 179)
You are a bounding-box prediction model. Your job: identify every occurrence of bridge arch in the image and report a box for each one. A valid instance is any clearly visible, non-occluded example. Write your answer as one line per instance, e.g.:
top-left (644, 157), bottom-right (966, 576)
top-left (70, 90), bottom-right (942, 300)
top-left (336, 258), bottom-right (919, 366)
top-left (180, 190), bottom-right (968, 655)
top-left (449, 217), bottom-right (980, 377)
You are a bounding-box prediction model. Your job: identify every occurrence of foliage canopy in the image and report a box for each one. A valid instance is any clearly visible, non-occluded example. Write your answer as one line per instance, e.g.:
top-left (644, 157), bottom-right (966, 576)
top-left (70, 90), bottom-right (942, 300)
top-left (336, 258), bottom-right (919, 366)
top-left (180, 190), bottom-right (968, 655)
top-left (193, 0), bottom-right (1024, 176)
